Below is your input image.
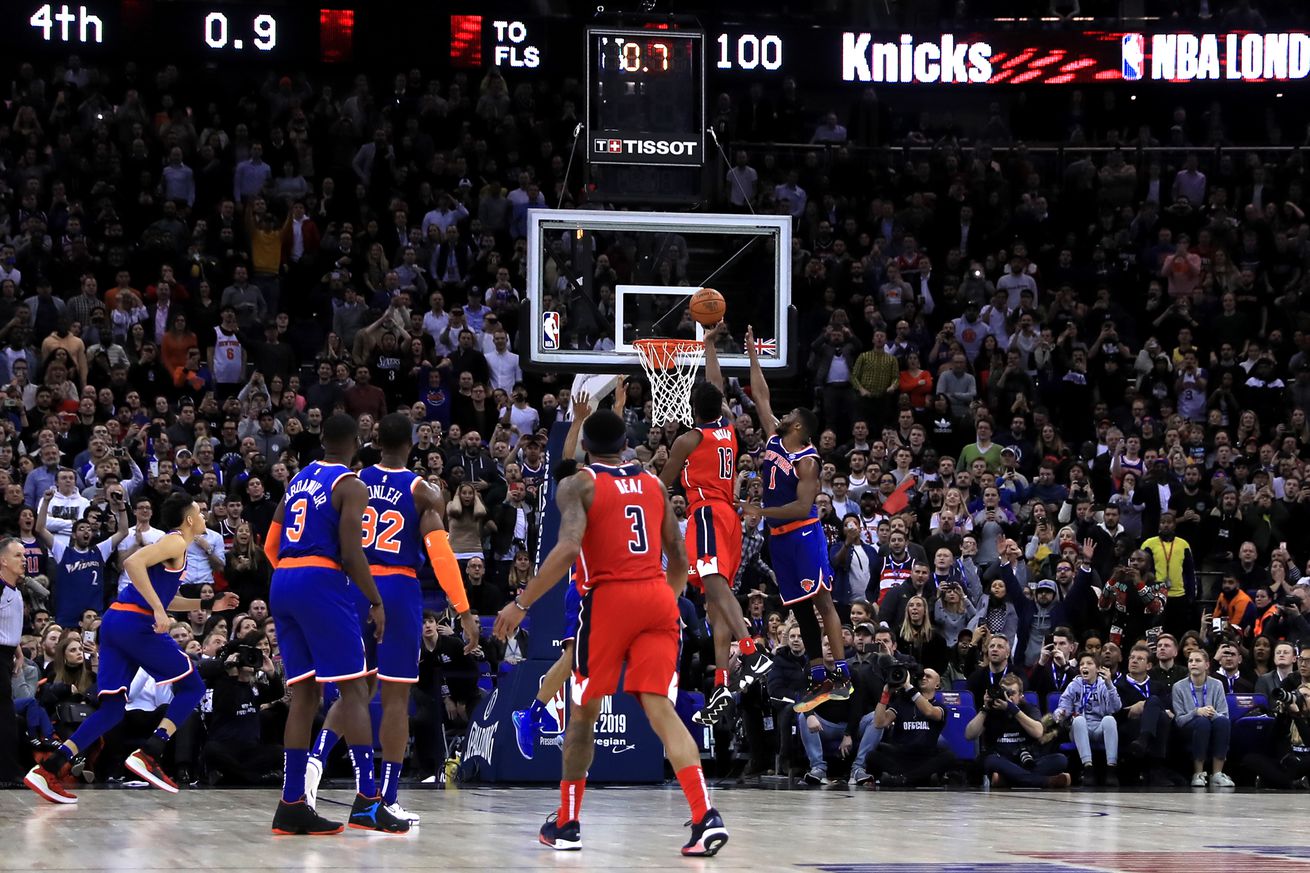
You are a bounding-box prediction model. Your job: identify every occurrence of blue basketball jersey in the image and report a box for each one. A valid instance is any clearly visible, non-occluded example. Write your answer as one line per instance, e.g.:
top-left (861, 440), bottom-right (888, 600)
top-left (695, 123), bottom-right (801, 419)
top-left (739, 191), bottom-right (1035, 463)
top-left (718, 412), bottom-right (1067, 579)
top-left (758, 435), bottom-right (819, 530)
top-left (53, 540), bottom-right (112, 627)
top-left (358, 465), bottom-right (424, 569)
top-left (280, 461), bottom-right (354, 561)
top-left (117, 538), bottom-right (187, 611)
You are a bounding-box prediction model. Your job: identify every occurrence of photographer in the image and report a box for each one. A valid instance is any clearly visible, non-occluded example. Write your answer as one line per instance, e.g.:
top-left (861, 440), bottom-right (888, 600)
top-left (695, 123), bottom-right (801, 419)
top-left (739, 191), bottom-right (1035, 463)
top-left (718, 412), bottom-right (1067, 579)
top-left (967, 674), bottom-right (1071, 788)
top-left (867, 665), bottom-right (953, 787)
top-left (198, 632), bottom-right (283, 785)
top-left (845, 627), bottom-right (915, 785)
top-left (1246, 652), bottom-right (1310, 789)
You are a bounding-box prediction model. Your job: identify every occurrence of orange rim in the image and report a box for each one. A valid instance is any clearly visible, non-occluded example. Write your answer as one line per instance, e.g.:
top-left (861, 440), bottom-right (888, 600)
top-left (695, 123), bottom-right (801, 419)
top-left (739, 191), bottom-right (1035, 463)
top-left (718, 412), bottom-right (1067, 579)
top-left (634, 338), bottom-right (703, 370)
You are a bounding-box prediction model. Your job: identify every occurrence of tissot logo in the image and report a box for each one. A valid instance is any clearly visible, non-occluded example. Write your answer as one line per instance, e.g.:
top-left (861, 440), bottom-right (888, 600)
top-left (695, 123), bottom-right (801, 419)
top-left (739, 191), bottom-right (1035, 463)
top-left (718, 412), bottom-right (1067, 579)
top-left (592, 138), bottom-right (700, 157)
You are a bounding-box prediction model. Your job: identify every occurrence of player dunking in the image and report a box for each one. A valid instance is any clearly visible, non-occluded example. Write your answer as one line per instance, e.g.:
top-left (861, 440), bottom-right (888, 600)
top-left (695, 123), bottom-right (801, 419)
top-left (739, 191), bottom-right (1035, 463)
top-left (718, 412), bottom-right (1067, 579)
top-left (24, 493), bottom-right (236, 803)
top-left (264, 413), bottom-right (408, 836)
top-left (303, 413), bottom-right (480, 822)
top-left (495, 410), bottom-right (728, 857)
top-left (661, 324), bottom-right (771, 725)
top-left (746, 326), bottom-right (853, 712)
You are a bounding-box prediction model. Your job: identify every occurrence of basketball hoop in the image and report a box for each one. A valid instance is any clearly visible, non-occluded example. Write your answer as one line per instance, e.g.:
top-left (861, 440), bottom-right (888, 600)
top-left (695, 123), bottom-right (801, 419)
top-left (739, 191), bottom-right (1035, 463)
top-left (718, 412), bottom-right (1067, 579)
top-left (634, 338), bottom-right (704, 427)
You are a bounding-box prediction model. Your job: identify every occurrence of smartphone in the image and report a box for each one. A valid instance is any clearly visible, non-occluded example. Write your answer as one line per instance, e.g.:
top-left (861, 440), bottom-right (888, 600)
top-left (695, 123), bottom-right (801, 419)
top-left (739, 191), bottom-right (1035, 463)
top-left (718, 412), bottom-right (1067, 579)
top-left (1211, 617), bottom-right (1223, 632)
top-left (82, 630), bottom-right (96, 645)
top-left (1043, 633), bottom-right (1055, 647)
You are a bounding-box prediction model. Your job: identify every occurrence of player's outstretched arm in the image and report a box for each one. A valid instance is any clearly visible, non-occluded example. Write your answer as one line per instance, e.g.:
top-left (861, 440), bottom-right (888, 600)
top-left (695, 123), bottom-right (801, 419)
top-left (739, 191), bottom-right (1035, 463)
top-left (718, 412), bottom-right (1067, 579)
top-left (418, 481), bottom-right (480, 653)
top-left (493, 473), bottom-right (589, 640)
top-left (562, 391), bottom-right (592, 462)
top-left (337, 476), bottom-right (385, 642)
top-left (745, 324), bottom-right (778, 431)
top-left (759, 455), bottom-right (820, 521)
top-left (660, 488), bottom-right (689, 598)
top-left (703, 320), bottom-right (727, 394)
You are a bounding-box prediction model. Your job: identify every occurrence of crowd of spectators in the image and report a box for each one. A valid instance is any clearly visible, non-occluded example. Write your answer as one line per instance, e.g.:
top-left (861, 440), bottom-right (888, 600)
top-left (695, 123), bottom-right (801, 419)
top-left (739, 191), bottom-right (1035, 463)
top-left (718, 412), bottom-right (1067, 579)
top-left (1, 47), bottom-right (1309, 793)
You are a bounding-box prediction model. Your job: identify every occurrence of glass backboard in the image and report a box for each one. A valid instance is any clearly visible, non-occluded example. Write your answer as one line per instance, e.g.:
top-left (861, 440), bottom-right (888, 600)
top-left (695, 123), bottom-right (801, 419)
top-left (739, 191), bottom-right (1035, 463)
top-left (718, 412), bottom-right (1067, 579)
top-left (523, 210), bottom-right (793, 374)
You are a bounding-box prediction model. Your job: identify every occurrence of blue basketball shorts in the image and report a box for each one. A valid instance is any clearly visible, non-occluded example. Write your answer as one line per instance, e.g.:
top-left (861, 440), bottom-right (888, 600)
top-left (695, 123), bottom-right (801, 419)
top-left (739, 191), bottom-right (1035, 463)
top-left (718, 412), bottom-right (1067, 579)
top-left (270, 562), bottom-right (368, 685)
top-left (355, 568), bottom-right (423, 683)
top-left (97, 605), bottom-right (195, 697)
top-left (768, 520), bottom-right (832, 606)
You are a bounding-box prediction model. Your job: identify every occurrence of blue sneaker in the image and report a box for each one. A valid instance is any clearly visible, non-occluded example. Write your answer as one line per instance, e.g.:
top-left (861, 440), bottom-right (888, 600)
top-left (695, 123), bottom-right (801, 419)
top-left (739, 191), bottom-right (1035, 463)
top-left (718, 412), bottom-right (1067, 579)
top-left (513, 708), bottom-right (540, 760)
top-left (682, 808), bottom-right (729, 856)
top-left (539, 812), bottom-right (581, 850)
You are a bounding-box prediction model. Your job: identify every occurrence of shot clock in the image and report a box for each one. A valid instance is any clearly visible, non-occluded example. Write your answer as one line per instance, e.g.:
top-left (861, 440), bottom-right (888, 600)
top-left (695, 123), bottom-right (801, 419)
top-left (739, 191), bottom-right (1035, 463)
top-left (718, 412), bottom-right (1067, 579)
top-left (586, 28), bottom-right (705, 167)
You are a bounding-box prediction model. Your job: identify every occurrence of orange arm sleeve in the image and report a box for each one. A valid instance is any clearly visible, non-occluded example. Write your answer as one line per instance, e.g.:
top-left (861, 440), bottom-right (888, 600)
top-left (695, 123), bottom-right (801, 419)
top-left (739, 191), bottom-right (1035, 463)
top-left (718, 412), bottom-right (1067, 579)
top-left (425, 529), bottom-right (470, 614)
top-left (264, 520), bottom-right (282, 569)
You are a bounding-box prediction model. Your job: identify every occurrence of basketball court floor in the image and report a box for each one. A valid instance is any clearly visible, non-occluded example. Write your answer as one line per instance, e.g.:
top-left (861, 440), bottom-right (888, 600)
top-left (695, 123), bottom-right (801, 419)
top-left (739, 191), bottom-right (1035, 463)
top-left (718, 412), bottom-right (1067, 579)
top-left (5, 786), bottom-right (1306, 871)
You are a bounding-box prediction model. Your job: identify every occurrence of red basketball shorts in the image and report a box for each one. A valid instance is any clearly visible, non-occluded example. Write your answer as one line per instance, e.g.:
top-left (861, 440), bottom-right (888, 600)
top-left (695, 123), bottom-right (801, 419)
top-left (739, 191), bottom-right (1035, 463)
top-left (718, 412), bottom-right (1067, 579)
top-left (571, 578), bottom-right (680, 705)
top-left (685, 500), bottom-right (742, 590)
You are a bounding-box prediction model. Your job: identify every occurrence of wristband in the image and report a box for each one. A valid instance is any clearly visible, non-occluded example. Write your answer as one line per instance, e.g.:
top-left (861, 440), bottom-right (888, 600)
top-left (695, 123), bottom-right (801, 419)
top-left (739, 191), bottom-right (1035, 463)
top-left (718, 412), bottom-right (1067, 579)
top-left (879, 690), bottom-right (892, 706)
top-left (911, 691), bottom-right (922, 703)
top-left (200, 596), bottom-right (215, 611)
top-left (1007, 701), bottom-right (1020, 715)
top-left (513, 596), bottom-right (529, 612)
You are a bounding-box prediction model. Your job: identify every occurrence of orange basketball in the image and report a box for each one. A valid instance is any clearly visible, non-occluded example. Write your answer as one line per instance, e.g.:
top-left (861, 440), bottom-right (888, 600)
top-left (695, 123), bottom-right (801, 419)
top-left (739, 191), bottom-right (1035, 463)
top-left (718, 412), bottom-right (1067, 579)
top-left (688, 287), bottom-right (726, 327)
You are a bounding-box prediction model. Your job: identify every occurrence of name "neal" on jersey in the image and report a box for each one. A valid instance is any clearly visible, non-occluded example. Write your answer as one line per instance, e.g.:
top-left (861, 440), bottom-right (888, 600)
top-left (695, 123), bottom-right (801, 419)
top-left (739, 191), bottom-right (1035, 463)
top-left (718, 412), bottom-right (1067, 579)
top-left (614, 478), bottom-right (645, 495)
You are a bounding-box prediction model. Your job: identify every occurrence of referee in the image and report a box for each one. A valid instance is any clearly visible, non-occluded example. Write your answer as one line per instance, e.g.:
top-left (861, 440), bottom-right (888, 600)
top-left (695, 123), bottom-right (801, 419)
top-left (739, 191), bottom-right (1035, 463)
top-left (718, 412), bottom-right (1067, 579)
top-left (0, 536), bottom-right (25, 787)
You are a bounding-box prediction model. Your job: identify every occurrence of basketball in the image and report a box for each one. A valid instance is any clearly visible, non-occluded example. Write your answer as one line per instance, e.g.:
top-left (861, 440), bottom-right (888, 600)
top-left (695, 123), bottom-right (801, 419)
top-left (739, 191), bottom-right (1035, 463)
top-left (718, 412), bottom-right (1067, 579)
top-left (689, 287), bottom-right (726, 327)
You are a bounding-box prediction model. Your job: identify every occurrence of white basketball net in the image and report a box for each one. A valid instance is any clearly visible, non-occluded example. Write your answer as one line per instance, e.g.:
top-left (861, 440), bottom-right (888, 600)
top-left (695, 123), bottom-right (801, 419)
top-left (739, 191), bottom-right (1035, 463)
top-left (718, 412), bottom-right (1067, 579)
top-left (634, 339), bottom-right (704, 427)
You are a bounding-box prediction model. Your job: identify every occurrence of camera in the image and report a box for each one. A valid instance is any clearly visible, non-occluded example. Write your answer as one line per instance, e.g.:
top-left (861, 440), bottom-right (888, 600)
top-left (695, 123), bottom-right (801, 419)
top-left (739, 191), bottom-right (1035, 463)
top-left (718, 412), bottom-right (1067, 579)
top-left (1016, 747), bottom-right (1036, 770)
top-left (1272, 675), bottom-right (1302, 711)
top-left (221, 642), bottom-right (264, 670)
top-left (878, 654), bottom-right (911, 689)
top-left (984, 684), bottom-right (1007, 707)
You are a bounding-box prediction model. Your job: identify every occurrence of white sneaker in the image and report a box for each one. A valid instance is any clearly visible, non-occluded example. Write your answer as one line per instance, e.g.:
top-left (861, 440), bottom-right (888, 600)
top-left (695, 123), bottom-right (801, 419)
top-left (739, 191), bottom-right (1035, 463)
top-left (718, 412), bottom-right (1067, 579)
top-left (1210, 772), bottom-right (1235, 788)
top-left (385, 802), bottom-right (420, 824)
top-left (304, 756), bottom-right (324, 809)
top-left (1191, 772), bottom-right (1208, 787)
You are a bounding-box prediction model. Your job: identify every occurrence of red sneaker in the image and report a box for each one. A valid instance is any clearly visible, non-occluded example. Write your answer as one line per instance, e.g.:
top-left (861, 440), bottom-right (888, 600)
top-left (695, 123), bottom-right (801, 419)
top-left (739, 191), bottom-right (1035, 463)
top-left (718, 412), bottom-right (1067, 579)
top-left (125, 750), bottom-right (179, 794)
top-left (24, 764), bottom-right (77, 804)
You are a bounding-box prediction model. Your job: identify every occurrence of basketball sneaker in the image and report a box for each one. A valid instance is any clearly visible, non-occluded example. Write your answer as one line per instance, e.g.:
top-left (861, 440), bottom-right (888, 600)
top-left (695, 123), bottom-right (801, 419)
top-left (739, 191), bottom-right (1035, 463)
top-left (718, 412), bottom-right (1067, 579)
top-left (304, 755), bottom-right (324, 809)
top-left (736, 650), bottom-right (774, 691)
top-left (23, 759), bottom-right (76, 804)
top-left (793, 677), bottom-right (834, 713)
top-left (349, 793), bottom-right (411, 833)
top-left (125, 750), bottom-right (178, 794)
top-left (512, 708), bottom-right (540, 760)
top-left (693, 685), bottom-right (733, 725)
top-left (827, 672), bottom-right (853, 702)
top-left (386, 802), bottom-right (421, 824)
top-left (539, 812), bottom-right (582, 850)
top-left (681, 808), bottom-right (729, 856)
top-left (271, 799), bottom-right (344, 836)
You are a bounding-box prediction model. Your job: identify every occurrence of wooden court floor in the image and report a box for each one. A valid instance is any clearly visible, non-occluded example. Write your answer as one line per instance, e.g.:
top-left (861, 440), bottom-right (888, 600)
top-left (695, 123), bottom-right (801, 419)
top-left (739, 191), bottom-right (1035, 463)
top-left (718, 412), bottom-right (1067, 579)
top-left (3, 785), bottom-right (1308, 871)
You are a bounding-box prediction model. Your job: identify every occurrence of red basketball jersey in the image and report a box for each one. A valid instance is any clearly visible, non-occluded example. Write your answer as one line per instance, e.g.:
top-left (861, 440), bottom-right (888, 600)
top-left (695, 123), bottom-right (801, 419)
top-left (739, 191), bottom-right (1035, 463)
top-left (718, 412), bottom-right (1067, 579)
top-left (576, 463), bottom-right (668, 591)
top-left (680, 415), bottom-right (736, 509)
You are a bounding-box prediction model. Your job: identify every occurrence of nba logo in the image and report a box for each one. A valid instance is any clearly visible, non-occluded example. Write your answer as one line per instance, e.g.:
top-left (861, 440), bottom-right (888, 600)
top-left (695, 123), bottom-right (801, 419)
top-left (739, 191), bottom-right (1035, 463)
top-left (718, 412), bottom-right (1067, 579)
top-left (1121, 34), bottom-right (1145, 81)
top-left (542, 311), bottom-right (560, 350)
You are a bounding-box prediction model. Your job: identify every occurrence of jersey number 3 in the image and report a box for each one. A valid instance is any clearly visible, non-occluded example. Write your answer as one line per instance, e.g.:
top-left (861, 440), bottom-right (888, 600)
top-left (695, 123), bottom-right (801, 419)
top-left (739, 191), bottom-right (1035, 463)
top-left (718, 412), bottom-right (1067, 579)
top-left (625, 506), bottom-right (648, 554)
top-left (285, 497), bottom-right (308, 542)
top-left (360, 507), bottom-right (404, 554)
